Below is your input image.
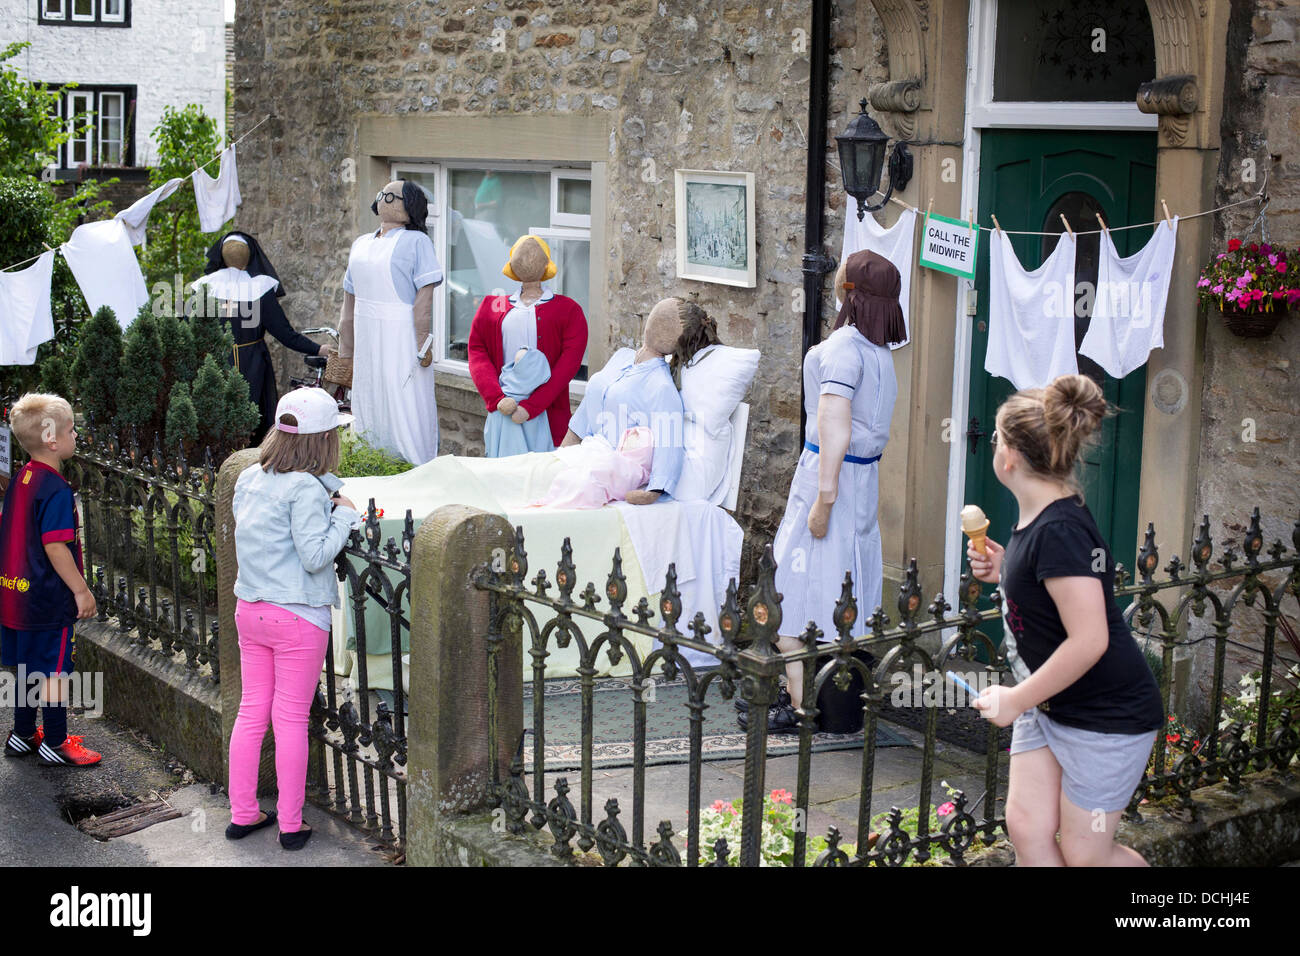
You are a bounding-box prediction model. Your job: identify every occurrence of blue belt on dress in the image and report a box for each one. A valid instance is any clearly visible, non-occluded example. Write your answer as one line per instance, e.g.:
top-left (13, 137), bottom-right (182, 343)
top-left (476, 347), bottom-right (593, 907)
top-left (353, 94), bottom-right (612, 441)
top-left (804, 440), bottom-right (881, 465)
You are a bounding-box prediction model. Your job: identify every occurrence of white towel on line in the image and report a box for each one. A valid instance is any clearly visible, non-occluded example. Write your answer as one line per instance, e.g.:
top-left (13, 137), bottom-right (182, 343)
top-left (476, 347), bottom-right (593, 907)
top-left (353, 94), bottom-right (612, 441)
top-left (985, 230), bottom-right (1078, 390)
top-left (115, 177), bottom-right (187, 245)
top-left (838, 205), bottom-right (917, 350)
top-left (194, 146), bottom-right (242, 233)
top-left (61, 219), bottom-right (150, 330)
top-left (1080, 216), bottom-right (1179, 380)
top-left (0, 251), bottom-right (56, 366)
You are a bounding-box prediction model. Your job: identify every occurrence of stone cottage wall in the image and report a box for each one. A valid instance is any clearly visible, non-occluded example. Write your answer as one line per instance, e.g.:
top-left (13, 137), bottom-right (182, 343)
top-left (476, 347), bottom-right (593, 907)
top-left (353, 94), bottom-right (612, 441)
top-left (1189, 0), bottom-right (1300, 721)
top-left (232, 0), bottom-right (887, 581)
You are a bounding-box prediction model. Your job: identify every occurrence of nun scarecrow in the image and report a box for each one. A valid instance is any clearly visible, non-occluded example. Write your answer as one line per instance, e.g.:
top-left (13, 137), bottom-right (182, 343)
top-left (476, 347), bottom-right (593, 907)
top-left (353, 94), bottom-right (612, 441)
top-left (191, 232), bottom-right (326, 443)
top-left (763, 249), bottom-right (904, 731)
top-left (335, 180), bottom-right (444, 465)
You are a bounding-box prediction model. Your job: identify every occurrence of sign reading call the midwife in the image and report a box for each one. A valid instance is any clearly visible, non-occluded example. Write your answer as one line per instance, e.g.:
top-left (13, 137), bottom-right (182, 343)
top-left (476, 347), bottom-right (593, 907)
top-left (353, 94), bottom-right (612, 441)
top-left (919, 212), bottom-right (978, 280)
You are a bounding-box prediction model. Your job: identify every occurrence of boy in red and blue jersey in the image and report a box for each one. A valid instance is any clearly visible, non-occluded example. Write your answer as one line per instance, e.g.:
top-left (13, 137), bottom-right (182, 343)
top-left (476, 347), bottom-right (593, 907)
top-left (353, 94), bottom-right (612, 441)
top-left (1, 394), bottom-right (100, 766)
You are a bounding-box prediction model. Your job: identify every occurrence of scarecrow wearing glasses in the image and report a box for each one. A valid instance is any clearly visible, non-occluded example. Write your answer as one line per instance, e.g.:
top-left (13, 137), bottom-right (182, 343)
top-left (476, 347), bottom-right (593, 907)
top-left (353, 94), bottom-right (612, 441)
top-left (334, 180), bottom-right (444, 464)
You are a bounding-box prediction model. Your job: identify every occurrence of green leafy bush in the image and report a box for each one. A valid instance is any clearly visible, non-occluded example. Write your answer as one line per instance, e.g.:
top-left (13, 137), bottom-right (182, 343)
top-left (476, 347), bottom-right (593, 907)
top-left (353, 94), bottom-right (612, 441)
top-left (337, 429), bottom-right (416, 478)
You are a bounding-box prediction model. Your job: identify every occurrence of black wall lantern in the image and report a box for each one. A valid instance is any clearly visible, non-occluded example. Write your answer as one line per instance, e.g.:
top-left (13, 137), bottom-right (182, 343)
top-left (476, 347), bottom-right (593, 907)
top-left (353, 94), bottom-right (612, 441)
top-left (836, 98), bottom-right (913, 221)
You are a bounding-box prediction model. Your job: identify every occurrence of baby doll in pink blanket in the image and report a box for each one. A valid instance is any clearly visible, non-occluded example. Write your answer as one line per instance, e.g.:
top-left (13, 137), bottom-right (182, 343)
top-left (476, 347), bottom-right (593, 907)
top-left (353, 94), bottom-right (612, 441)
top-left (533, 426), bottom-right (655, 509)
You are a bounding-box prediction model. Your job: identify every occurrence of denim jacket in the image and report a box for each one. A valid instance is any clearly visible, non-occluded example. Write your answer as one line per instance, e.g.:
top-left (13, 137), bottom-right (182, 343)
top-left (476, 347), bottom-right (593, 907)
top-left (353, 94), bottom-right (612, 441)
top-left (231, 464), bottom-right (360, 608)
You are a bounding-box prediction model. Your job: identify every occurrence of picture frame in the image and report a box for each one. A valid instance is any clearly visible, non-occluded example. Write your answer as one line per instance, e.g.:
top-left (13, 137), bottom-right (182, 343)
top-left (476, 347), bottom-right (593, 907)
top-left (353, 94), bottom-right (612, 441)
top-left (674, 169), bottom-right (757, 288)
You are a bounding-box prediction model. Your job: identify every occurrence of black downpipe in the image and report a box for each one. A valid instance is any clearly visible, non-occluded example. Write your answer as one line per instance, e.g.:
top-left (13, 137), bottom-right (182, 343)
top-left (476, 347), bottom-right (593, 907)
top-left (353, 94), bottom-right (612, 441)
top-left (800, 0), bottom-right (836, 440)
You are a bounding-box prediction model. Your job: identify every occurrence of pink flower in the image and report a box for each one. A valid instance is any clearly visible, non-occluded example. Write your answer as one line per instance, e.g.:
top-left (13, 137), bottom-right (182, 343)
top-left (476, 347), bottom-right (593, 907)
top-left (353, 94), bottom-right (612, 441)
top-left (937, 801), bottom-right (956, 817)
top-left (1268, 254), bottom-right (1279, 266)
top-left (1236, 274), bottom-right (1252, 289)
top-left (1212, 284), bottom-right (1224, 294)
top-left (710, 800), bottom-right (732, 813)
top-left (1197, 277), bottom-right (1211, 288)
top-left (1277, 263), bottom-right (1287, 274)
top-left (769, 789), bottom-right (794, 805)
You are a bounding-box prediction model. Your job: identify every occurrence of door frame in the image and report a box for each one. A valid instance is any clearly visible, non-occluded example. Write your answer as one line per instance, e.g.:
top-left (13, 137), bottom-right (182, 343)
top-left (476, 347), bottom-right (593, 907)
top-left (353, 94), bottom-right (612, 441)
top-left (941, 0), bottom-right (1161, 602)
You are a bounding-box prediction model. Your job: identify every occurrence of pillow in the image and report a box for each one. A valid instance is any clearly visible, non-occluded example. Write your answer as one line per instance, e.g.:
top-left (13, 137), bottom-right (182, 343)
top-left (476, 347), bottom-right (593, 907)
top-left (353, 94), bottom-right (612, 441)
top-left (672, 417), bottom-right (732, 502)
top-left (679, 344), bottom-right (760, 436)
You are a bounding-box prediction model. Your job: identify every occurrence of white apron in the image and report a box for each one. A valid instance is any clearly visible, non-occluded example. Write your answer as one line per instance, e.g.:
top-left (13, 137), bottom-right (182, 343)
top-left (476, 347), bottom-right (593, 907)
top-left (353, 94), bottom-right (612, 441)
top-left (349, 230), bottom-right (438, 464)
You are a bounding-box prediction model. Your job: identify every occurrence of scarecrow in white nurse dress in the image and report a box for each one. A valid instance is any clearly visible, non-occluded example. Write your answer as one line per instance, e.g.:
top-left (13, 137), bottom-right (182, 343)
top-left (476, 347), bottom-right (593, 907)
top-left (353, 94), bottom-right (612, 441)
top-left (767, 249), bottom-right (904, 730)
top-left (338, 180), bottom-right (444, 464)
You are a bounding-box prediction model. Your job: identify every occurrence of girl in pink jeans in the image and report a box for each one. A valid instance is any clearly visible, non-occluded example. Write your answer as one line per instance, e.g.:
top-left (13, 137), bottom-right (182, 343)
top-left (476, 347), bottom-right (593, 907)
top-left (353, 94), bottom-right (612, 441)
top-left (226, 388), bottom-right (359, 851)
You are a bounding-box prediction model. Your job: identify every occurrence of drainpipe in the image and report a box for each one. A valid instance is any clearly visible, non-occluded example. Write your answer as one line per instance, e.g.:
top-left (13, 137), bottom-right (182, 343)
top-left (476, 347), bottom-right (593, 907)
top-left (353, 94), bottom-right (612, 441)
top-left (800, 0), bottom-right (837, 440)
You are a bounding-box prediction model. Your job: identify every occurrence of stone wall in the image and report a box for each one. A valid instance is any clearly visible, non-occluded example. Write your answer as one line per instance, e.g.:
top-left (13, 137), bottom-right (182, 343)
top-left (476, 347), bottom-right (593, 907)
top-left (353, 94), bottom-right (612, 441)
top-left (1188, 0), bottom-right (1300, 720)
top-left (232, 0), bottom-right (887, 581)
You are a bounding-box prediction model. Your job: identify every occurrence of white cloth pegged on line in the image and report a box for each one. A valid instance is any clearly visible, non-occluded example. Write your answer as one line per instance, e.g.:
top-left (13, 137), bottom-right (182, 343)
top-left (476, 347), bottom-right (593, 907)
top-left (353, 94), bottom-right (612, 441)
top-left (838, 205), bottom-right (917, 350)
top-left (193, 146), bottom-right (242, 233)
top-left (0, 251), bottom-right (56, 366)
top-left (1080, 217), bottom-right (1179, 379)
top-left (61, 219), bottom-right (150, 330)
top-left (115, 177), bottom-right (186, 245)
top-left (985, 229), bottom-right (1078, 390)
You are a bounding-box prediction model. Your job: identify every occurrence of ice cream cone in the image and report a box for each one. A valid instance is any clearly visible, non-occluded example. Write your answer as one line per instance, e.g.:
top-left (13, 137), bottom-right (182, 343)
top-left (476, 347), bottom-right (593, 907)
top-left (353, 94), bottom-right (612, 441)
top-left (961, 504), bottom-right (989, 555)
top-left (965, 521), bottom-right (990, 555)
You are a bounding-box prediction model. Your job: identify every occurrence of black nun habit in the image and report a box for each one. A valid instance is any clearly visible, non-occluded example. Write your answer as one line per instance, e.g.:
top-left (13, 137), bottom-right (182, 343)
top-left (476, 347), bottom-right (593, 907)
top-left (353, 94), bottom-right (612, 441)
top-left (194, 231), bottom-right (323, 443)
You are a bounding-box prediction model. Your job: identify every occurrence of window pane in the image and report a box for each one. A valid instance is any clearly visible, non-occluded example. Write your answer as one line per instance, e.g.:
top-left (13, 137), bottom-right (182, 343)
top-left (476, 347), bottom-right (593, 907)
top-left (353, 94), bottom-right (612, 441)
top-left (72, 0), bottom-right (94, 18)
top-left (443, 169), bottom-right (550, 361)
top-left (993, 0), bottom-right (1155, 102)
top-left (557, 178), bottom-right (591, 217)
top-left (69, 93), bottom-right (92, 165)
top-left (103, 0), bottom-right (123, 17)
top-left (43, 0), bottom-right (65, 19)
top-left (100, 94), bottom-right (123, 164)
top-left (537, 234), bottom-right (591, 380)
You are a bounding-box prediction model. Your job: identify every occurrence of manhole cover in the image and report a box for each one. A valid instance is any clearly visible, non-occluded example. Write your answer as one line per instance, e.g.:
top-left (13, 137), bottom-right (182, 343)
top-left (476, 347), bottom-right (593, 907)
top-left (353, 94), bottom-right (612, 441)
top-left (76, 800), bottom-right (182, 841)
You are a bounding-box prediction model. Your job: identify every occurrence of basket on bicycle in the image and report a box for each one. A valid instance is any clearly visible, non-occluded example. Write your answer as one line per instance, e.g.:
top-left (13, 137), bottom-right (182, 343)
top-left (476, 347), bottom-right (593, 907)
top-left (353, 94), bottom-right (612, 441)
top-left (322, 346), bottom-right (353, 389)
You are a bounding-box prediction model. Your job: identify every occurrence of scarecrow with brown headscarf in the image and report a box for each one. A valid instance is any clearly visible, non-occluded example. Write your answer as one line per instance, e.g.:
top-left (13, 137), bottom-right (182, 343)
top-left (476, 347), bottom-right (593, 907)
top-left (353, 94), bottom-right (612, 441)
top-left (759, 249), bottom-right (906, 731)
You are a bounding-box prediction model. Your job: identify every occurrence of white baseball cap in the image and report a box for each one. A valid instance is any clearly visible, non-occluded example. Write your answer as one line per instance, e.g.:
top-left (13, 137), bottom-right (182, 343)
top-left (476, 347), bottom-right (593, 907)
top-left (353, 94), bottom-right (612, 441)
top-left (274, 388), bottom-right (354, 434)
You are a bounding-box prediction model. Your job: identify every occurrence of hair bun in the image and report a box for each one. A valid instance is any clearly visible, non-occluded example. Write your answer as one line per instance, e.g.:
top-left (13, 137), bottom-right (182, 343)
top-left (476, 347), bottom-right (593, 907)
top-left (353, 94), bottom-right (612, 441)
top-left (1045, 374), bottom-right (1106, 435)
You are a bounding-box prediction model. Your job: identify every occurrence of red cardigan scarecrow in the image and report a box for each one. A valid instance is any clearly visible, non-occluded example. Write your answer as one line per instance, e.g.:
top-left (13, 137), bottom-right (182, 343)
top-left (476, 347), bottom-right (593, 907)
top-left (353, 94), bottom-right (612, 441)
top-left (467, 236), bottom-right (588, 449)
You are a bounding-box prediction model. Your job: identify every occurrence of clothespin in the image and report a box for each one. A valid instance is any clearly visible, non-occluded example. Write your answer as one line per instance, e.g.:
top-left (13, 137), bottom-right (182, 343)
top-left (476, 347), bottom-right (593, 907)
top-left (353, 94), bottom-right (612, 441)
top-left (1095, 212), bottom-right (1109, 236)
top-left (1059, 213), bottom-right (1074, 238)
top-left (990, 213), bottom-right (1002, 235)
top-left (42, 242), bottom-right (54, 252)
top-left (926, 197), bottom-right (934, 221)
top-left (1160, 199), bottom-right (1173, 230)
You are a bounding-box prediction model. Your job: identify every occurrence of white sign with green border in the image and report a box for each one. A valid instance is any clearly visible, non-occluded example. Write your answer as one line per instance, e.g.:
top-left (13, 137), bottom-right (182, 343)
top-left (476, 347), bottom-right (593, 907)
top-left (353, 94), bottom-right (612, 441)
top-left (919, 212), bottom-right (979, 279)
top-left (0, 425), bottom-right (9, 477)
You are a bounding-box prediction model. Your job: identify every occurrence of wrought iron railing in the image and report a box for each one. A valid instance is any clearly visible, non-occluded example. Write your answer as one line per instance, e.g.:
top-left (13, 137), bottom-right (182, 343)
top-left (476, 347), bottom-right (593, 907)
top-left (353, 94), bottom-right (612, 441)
top-left (476, 509), bottom-right (1300, 867)
top-left (7, 418), bottom-right (224, 682)
top-left (308, 501), bottom-right (413, 857)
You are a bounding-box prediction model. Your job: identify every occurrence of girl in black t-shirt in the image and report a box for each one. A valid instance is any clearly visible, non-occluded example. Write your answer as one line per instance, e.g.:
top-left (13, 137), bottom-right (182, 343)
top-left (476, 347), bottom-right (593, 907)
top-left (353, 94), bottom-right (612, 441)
top-left (968, 374), bottom-right (1163, 867)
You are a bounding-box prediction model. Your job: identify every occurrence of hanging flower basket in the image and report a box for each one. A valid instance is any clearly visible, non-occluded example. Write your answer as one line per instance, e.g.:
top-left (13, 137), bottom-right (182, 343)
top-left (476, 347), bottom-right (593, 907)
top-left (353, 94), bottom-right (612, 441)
top-left (1198, 238), bottom-right (1298, 339)
top-left (1218, 302), bottom-right (1288, 338)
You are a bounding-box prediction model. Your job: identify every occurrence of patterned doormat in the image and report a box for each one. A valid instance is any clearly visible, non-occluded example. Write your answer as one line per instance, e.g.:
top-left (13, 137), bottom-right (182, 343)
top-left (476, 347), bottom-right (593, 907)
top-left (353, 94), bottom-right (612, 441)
top-left (522, 674), bottom-right (912, 771)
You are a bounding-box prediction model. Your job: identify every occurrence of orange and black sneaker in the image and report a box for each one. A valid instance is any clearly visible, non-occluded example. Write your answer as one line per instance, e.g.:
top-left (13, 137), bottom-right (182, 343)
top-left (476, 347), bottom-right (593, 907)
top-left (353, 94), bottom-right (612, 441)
top-left (4, 726), bottom-right (44, 757)
top-left (37, 734), bottom-right (102, 767)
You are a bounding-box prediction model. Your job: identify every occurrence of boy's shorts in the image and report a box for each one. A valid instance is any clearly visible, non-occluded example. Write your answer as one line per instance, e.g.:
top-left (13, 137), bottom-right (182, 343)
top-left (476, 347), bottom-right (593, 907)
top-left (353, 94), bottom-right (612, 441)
top-left (1010, 707), bottom-right (1156, 814)
top-left (0, 624), bottom-right (77, 675)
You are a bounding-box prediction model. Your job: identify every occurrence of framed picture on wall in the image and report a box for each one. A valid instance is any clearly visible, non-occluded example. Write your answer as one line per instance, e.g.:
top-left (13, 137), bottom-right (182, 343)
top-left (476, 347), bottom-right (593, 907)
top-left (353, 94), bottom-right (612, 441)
top-left (674, 169), bottom-right (756, 288)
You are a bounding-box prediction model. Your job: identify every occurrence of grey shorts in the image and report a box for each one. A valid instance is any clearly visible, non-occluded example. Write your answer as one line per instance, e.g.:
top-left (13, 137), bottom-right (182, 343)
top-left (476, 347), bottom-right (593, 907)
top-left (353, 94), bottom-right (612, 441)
top-left (1010, 708), bottom-right (1157, 814)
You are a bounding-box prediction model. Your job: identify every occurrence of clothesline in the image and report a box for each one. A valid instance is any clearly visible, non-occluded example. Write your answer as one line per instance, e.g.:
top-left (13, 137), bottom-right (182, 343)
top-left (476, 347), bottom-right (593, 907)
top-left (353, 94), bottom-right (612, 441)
top-left (885, 190), bottom-right (1267, 237)
top-left (0, 114), bottom-right (271, 274)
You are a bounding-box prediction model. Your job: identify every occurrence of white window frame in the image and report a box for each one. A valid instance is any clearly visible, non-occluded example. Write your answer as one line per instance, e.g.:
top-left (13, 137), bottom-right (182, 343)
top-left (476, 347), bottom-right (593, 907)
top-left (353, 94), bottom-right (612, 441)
top-left (70, 0), bottom-right (96, 23)
top-left (101, 0), bottom-right (125, 22)
top-left (67, 90), bottom-right (94, 166)
top-left (98, 91), bottom-right (124, 165)
top-left (41, 0), bottom-right (66, 21)
top-left (392, 160), bottom-right (595, 393)
top-left (967, 0), bottom-right (1158, 131)
top-left (550, 169), bottom-right (593, 229)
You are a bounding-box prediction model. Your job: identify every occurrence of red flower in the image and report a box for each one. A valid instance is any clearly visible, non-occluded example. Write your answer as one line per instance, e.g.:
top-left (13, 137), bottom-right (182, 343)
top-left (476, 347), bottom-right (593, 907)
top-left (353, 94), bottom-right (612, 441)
top-left (769, 789), bottom-right (794, 805)
top-left (937, 801), bottom-right (956, 817)
top-left (1277, 263), bottom-right (1287, 274)
top-left (1228, 239), bottom-right (1242, 252)
top-left (1249, 243), bottom-right (1260, 254)
top-left (1167, 733), bottom-right (1181, 743)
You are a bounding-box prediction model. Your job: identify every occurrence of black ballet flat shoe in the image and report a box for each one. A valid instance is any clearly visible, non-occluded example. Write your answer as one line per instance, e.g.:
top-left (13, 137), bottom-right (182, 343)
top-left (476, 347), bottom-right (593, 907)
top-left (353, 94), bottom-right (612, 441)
top-left (225, 810), bottom-right (276, 840)
top-left (279, 824), bottom-right (313, 851)
top-left (734, 686), bottom-right (791, 716)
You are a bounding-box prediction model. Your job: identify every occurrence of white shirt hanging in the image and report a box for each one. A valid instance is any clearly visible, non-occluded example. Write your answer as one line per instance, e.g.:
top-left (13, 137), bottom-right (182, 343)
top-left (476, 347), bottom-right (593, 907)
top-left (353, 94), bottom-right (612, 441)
top-left (0, 251), bottom-right (56, 367)
top-left (193, 146), bottom-right (242, 233)
top-left (838, 205), bottom-right (917, 350)
top-left (1080, 216), bottom-right (1179, 380)
top-left (985, 229), bottom-right (1078, 390)
top-left (61, 219), bottom-right (150, 330)
top-left (115, 177), bottom-right (186, 246)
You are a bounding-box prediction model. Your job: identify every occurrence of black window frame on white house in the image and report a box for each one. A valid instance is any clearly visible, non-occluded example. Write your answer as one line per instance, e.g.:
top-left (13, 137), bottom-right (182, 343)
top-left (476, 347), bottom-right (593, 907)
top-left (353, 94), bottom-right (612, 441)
top-left (38, 0), bottom-right (131, 28)
top-left (52, 84), bottom-right (137, 170)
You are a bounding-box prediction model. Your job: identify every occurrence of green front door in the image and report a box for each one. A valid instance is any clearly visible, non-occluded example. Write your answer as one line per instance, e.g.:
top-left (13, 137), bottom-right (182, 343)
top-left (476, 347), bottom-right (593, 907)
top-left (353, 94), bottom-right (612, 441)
top-left (964, 129), bottom-right (1156, 621)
